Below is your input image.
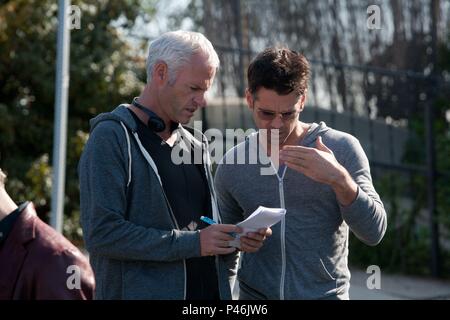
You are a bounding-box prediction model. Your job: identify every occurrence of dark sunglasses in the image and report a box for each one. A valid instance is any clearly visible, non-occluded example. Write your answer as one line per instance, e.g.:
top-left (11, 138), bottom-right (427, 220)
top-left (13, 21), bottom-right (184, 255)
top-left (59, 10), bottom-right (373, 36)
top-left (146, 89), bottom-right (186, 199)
top-left (256, 108), bottom-right (300, 121)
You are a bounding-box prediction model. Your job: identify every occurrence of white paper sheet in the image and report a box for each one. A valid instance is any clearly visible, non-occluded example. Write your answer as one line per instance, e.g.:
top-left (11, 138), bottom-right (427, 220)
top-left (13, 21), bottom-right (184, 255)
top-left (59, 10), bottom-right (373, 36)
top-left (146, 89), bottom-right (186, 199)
top-left (228, 206), bottom-right (286, 248)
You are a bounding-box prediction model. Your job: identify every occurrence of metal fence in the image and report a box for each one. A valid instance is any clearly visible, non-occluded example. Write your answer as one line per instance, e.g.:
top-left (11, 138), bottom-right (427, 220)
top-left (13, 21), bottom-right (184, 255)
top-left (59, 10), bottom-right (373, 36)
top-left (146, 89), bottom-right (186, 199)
top-left (131, 32), bottom-right (449, 276)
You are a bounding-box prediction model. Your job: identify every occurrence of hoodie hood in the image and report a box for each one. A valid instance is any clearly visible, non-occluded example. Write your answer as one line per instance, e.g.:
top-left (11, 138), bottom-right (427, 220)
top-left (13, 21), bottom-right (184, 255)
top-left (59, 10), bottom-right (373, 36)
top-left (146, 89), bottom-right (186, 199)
top-left (89, 104), bottom-right (138, 133)
top-left (301, 121), bottom-right (331, 146)
top-left (89, 104), bottom-right (205, 149)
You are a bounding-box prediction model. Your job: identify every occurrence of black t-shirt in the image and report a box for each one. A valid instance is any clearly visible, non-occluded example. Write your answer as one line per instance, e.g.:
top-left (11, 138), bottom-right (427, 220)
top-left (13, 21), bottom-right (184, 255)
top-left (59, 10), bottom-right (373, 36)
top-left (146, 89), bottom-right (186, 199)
top-left (128, 109), bottom-right (220, 300)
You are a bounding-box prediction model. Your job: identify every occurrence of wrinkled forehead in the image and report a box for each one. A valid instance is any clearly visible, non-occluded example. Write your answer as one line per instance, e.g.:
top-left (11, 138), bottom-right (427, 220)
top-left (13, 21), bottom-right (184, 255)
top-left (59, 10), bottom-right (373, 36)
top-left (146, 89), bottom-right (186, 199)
top-left (178, 54), bottom-right (216, 86)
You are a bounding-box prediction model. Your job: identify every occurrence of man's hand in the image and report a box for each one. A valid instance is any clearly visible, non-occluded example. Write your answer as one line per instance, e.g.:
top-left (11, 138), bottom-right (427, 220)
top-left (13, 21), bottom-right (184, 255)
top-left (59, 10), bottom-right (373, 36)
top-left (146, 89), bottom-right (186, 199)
top-left (240, 227), bottom-right (272, 253)
top-left (199, 224), bottom-right (241, 256)
top-left (280, 136), bottom-right (343, 185)
top-left (280, 136), bottom-right (358, 206)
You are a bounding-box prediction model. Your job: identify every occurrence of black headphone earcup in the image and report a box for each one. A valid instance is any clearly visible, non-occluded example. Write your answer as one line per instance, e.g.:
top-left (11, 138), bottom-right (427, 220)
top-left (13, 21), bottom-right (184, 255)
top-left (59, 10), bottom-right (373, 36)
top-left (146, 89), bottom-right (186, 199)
top-left (147, 117), bottom-right (165, 132)
top-left (131, 97), bottom-right (166, 132)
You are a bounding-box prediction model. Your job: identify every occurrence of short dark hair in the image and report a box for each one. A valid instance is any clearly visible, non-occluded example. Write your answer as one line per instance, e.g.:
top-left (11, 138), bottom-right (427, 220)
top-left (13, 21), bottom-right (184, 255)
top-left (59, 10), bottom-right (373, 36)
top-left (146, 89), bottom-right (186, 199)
top-left (247, 47), bottom-right (310, 97)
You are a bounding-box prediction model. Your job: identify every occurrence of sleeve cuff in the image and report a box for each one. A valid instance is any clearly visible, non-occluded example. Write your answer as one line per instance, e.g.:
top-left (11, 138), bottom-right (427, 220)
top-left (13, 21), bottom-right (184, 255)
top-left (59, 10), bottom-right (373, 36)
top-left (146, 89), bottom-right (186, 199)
top-left (175, 229), bottom-right (202, 259)
top-left (339, 186), bottom-right (370, 222)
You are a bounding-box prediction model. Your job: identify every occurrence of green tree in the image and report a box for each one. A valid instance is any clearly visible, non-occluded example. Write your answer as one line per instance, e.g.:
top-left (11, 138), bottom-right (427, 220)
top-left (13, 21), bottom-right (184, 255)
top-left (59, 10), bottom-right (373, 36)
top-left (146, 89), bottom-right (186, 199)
top-left (0, 0), bottom-right (154, 244)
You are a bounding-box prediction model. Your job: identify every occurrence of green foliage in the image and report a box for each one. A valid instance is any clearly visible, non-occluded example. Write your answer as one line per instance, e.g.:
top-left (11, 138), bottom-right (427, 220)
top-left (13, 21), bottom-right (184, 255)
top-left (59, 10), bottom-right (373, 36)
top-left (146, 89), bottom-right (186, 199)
top-left (350, 169), bottom-right (450, 277)
top-left (349, 171), bottom-right (435, 276)
top-left (0, 0), bottom-right (154, 243)
top-left (349, 37), bottom-right (450, 278)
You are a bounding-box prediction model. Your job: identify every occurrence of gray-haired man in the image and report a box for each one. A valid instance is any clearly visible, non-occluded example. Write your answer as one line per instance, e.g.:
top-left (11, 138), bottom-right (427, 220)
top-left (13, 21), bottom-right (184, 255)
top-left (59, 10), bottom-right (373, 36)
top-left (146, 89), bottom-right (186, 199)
top-left (78, 30), bottom-right (271, 300)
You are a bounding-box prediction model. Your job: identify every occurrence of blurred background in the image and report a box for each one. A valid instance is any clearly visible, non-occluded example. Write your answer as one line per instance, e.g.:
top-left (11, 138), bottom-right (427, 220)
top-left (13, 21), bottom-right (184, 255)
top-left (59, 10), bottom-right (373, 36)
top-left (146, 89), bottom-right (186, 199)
top-left (0, 0), bottom-right (449, 298)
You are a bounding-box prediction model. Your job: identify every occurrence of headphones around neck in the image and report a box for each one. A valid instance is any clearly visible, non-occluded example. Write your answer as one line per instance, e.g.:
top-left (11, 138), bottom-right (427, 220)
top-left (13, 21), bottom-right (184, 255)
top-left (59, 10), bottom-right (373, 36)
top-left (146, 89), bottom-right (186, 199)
top-left (131, 97), bottom-right (166, 132)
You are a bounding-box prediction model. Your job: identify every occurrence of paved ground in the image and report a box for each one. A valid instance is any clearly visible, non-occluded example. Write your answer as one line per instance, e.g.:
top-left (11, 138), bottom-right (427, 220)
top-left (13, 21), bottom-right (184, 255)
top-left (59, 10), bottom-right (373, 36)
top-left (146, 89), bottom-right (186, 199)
top-left (85, 250), bottom-right (450, 300)
top-left (232, 267), bottom-right (450, 300)
top-left (349, 267), bottom-right (450, 300)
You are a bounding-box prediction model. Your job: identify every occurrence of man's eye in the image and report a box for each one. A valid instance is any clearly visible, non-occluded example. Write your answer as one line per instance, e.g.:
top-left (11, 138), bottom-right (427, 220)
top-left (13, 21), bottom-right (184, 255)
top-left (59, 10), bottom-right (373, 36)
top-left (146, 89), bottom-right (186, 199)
top-left (282, 111), bottom-right (295, 116)
top-left (261, 111), bottom-right (275, 116)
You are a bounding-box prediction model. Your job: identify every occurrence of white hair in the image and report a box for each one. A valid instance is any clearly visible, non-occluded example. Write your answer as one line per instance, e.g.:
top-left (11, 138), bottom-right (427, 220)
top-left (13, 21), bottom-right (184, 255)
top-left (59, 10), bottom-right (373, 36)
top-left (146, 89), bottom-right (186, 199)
top-left (146, 30), bottom-right (220, 84)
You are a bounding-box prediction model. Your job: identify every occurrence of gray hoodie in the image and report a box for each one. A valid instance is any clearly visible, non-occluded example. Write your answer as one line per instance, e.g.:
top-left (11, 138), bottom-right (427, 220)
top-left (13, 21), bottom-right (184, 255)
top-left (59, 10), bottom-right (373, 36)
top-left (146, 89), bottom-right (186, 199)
top-left (214, 122), bottom-right (387, 300)
top-left (78, 105), bottom-right (232, 299)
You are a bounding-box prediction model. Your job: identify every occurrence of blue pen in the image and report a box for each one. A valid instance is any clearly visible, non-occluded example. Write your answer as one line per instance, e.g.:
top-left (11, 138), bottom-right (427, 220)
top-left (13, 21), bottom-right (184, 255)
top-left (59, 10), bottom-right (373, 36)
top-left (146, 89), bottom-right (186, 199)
top-left (200, 216), bottom-right (217, 225)
top-left (200, 216), bottom-right (238, 238)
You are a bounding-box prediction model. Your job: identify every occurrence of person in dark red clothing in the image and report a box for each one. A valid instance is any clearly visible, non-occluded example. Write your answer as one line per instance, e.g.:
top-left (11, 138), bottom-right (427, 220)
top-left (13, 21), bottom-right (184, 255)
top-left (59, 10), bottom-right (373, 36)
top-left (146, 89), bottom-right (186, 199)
top-left (0, 168), bottom-right (95, 300)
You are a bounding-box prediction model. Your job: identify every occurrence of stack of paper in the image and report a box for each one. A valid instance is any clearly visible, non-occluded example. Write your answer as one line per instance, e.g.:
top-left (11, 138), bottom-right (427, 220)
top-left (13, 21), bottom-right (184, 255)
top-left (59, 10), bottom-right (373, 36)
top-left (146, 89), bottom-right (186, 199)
top-left (228, 206), bottom-right (286, 248)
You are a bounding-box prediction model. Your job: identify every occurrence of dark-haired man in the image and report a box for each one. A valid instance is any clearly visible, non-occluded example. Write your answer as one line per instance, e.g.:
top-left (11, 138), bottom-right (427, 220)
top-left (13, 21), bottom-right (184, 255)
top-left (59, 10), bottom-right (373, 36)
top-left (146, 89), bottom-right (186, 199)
top-left (215, 47), bottom-right (387, 299)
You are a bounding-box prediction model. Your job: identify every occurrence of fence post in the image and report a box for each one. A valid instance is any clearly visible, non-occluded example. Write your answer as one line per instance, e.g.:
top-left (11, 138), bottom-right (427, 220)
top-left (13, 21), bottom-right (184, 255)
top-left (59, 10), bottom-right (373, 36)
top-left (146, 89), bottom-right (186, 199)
top-left (425, 0), bottom-right (441, 277)
top-left (425, 88), bottom-right (440, 277)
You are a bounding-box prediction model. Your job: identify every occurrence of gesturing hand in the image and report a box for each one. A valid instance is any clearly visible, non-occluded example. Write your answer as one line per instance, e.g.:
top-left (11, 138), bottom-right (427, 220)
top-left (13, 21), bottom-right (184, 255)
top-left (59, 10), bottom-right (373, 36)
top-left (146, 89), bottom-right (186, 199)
top-left (279, 136), bottom-right (344, 186)
top-left (280, 136), bottom-right (358, 206)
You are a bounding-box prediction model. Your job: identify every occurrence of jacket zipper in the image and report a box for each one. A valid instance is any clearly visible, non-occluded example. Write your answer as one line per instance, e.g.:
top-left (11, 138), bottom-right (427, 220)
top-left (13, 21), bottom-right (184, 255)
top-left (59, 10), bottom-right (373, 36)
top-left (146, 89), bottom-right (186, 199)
top-left (204, 163), bottom-right (223, 299)
top-left (160, 190), bottom-right (187, 299)
top-left (277, 166), bottom-right (287, 300)
top-left (201, 137), bottom-right (224, 299)
top-left (132, 132), bottom-right (187, 299)
top-left (134, 128), bottom-right (222, 300)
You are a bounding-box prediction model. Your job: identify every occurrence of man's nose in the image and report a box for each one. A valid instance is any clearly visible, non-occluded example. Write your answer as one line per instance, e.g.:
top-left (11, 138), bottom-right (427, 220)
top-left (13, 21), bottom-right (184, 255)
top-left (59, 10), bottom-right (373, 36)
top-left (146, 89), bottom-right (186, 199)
top-left (270, 115), bottom-right (284, 129)
top-left (193, 92), bottom-right (207, 108)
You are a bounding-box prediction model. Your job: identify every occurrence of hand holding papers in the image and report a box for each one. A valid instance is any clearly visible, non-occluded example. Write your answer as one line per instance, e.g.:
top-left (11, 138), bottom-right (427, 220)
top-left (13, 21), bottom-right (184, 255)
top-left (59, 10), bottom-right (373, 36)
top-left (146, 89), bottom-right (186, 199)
top-left (228, 206), bottom-right (286, 248)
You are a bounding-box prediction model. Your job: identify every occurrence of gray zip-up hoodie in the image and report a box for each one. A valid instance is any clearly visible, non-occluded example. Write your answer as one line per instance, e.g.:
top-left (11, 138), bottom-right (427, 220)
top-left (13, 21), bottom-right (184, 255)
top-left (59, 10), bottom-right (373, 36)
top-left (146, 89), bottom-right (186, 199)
top-left (78, 105), bottom-right (232, 299)
top-left (214, 122), bottom-right (387, 300)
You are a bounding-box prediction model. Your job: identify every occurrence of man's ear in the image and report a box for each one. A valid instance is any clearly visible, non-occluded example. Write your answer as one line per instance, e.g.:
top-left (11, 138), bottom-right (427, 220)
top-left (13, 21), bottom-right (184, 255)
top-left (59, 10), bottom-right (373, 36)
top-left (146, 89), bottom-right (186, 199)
top-left (245, 89), bottom-right (254, 110)
top-left (152, 61), bottom-right (169, 86)
top-left (299, 92), bottom-right (307, 112)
